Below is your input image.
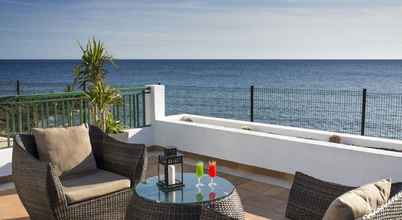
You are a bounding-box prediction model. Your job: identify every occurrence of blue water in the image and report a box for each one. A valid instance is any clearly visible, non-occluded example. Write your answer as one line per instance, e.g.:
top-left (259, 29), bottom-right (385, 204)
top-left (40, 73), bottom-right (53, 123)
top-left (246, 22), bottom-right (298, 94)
top-left (1, 59), bottom-right (402, 139)
top-left (1, 59), bottom-right (402, 92)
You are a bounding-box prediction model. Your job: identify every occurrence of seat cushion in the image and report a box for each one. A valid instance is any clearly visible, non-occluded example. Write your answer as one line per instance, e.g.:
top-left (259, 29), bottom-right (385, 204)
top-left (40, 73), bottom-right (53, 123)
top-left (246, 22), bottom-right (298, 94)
top-left (323, 179), bottom-right (391, 220)
top-left (32, 124), bottom-right (97, 177)
top-left (62, 169), bottom-right (131, 204)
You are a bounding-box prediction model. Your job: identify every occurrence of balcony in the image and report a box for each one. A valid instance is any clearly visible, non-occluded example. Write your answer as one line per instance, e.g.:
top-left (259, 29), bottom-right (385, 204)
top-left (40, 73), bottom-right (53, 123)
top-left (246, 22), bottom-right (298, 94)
top-left (1, 85), bottom-right (402, 219)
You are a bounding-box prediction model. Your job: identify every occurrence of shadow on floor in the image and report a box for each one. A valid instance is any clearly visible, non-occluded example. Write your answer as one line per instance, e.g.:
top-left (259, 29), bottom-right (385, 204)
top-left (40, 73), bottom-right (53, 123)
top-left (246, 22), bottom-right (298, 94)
top-left (0, 189), bottom-right (16, 196)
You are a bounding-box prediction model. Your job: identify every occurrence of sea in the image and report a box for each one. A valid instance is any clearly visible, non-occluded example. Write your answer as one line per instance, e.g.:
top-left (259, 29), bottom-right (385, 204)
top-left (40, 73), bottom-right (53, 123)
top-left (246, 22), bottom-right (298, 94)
top-left (0, 60), bottom-right (402, 92)
top-left (1, 59), bottom-right (402, 139)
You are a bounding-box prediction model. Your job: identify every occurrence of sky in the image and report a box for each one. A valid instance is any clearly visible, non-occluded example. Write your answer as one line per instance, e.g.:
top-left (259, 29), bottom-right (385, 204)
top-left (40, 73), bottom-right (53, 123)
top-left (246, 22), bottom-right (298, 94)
top-left (0, 0), bottom-right (402, 59)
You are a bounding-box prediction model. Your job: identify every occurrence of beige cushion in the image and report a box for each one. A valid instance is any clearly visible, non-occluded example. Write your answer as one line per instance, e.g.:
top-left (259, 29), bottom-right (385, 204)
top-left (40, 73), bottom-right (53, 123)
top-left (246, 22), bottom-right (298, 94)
top-left (323, 179), bottom-right (391, 220)
top-left (62, 169), bottom-right (130, 204)
top-left (32, 124), bottom-right (97, 177)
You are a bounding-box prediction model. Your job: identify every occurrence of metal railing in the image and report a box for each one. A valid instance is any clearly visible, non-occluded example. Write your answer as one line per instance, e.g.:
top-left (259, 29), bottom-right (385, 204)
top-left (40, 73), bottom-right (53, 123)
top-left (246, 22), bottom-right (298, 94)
top-left (0, 87), bottom-right (149, 148)
top-left (3, 82), bottom-right (402, 142)
top-left (166, 85), bottom-right (402, 140)
top-left (166, 85), bottom-right (250, 121)
top-left (0, 80), bottom-right (71, 96)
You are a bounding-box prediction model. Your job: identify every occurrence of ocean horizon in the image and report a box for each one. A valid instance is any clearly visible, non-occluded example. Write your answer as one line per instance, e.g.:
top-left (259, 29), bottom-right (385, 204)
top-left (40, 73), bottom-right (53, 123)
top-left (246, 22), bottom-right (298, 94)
top-left (1, 59), bottom-right (402, 93)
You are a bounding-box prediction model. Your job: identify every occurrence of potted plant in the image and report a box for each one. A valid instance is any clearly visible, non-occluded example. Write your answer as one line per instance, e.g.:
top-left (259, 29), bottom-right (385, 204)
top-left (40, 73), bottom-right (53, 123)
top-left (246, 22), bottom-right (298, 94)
top-left (241, 125), bottom-right (253, 131)
top-left (328, 134), bottom-right (342, 144)
top-left (73, 38), bottom-right (125, 138)
top-left (180, 116), bottom-right (193, 122)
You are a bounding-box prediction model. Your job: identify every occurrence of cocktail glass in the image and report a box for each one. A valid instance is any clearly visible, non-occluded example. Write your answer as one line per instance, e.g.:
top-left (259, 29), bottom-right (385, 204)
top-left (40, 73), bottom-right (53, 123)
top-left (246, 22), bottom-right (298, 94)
top-left (196, 192), bottom-right (204, 202)
top-left (208, 161), bottom-right (217, 187)
top-left (209, 191), bottom-right (216, 208)
top-left (195, 161), bottom-right (204, 187)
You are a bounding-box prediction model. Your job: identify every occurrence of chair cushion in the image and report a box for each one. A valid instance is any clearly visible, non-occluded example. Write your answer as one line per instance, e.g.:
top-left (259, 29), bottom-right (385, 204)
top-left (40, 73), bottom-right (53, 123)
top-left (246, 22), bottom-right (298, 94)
top-left (32, 124), bottom-right (97, 177)
top-left (323, 179), bottom-right (391, 220)
top-left (62, 169), bottom-right (130, 204)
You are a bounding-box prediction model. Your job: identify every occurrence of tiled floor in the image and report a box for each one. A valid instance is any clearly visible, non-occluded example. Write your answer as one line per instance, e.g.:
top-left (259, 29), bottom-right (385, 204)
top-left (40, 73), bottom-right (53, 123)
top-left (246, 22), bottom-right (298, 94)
top-left (0, 188), bottom-right (29, 220)
top-left (0, 152), bottom-right (291, 220)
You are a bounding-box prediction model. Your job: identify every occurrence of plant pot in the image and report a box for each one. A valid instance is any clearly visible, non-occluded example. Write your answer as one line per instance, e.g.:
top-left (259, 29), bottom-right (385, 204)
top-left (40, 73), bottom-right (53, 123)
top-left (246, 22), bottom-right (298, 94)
top-left (109, 131), bottom-right (129, 143)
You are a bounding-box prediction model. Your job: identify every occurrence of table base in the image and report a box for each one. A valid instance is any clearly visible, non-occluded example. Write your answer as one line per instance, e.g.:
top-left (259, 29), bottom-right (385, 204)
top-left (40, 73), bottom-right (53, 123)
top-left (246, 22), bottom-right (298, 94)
top-left (126, 189), bottom-right (245, 220)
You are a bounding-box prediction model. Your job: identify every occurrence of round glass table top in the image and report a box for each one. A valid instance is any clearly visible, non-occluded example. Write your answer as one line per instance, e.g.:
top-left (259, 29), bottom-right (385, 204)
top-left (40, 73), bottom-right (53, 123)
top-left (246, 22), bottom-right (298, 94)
top-left (135, 173), bottom-right (235, 204)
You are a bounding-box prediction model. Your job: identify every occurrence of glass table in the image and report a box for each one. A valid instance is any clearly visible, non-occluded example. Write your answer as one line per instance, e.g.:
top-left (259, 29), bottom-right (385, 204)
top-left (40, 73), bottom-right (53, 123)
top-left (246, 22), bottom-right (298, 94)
top-left (127, 173), bottom-right (245, 219)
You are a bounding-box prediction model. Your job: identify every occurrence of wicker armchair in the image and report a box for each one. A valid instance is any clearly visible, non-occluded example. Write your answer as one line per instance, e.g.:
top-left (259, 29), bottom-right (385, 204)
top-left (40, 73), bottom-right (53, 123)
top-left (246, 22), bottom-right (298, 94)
top-left (12, 125), bottom-right (147, 220)
top-left (285, 172), bottom-right (402, 220)
top-left (200, 206), bottom-right (236, 220)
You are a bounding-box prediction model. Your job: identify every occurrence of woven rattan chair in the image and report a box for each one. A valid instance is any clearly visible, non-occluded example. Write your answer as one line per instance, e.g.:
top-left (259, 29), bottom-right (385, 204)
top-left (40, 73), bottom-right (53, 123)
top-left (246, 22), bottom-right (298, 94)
top-left (12, 125), bottom-right (147, 220)
top-left (200, 206), bottom-right (236, 220)
top-left (286, 172), bottom-right (402, 220)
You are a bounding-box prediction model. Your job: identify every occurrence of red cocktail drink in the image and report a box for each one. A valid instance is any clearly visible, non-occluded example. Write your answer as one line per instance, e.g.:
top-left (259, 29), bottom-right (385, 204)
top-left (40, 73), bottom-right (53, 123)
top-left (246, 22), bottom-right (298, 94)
top-left (208, 161), bottom-right (217, 187)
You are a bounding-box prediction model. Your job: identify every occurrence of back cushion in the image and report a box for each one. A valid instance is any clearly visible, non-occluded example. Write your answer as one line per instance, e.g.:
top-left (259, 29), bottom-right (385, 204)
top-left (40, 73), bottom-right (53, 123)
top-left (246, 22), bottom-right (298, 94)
top-left (32, 124), bottom-right (97, 177)
top-left (323, 179), bottom-right (391, 220)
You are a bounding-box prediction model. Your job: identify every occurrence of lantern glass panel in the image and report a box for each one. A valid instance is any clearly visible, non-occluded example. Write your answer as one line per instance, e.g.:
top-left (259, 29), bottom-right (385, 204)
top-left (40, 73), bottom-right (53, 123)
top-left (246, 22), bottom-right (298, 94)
top-left (156, 148), bottom-right (185, 191)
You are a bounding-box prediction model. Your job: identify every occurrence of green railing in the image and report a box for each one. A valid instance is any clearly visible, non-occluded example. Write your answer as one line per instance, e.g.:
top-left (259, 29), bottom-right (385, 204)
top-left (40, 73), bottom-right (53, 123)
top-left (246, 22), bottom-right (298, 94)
top-left (0, 86), bottom-right (149, 148)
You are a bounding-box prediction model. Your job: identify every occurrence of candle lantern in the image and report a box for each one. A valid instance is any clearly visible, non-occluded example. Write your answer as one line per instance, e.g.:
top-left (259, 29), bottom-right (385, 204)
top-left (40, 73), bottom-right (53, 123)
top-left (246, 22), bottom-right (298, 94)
top-left (157, 148), bottom-right (184, 191)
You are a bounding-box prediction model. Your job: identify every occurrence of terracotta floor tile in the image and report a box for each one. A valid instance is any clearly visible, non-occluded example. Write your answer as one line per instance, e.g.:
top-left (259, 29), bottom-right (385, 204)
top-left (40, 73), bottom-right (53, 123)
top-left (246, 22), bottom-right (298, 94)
top-left (237, 180), bottom-right (274, 193)
top-left (0, 189), bottom-right (29, 220)
top-left (263, 185), bottom-right (289, 202)
top-left (219, 173), bottom-right (250, 186)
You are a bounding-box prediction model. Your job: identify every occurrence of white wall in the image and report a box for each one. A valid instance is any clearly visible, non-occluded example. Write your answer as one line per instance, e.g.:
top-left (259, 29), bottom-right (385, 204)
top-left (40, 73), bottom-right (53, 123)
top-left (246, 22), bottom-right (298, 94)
top-left (145, 85), bottom-right (165, 124)
top-left (175, 114), bottom-right (402, 152)
top-left (0, 148), bottom-right (12, 177)
top-left (125, 127), bottom-right (153, 145)
top-left (124, 84), bottom-right (164, 145)
top-left (153, 115), bottom-right (402, 186)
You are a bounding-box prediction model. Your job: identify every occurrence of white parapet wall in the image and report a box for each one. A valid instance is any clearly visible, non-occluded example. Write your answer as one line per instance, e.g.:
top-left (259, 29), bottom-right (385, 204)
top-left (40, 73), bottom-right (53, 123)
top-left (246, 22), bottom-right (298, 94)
top-left (0, 148), bottom-right (12, 178)
top-left (153, 114), bottom-right (402, 186)
top-left (125, 127), bottom-right (154, 145)
top-left (172, 114), bottom-right (402, 151)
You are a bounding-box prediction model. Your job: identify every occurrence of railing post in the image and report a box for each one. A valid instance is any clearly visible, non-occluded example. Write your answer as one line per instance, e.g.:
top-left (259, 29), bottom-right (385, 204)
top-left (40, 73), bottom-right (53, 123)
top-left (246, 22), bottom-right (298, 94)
top-left (145, 85), bottom-right (165, 125)
top-left (361, 88), bottom-right (367, 136)
top-left (16, 80), bottom-right (20, 95)
top-left (6, 112), bottom-right (10, 147)
top-left (142, 89), bottom-right (146, 126)
top-left (250, 85), bottom-right (254, 122)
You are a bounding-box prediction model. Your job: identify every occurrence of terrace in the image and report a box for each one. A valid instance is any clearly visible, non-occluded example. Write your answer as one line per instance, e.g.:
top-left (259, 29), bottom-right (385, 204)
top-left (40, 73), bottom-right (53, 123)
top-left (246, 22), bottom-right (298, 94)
top-left (1, 84), bottom-right (402, 219)
top-left (1, 152), bottom-right (291, 220)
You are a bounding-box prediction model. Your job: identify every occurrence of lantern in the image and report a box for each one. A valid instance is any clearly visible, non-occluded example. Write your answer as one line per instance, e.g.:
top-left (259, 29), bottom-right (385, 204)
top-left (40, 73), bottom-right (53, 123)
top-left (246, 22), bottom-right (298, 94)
top-left (157, 148), bottom-right (184, 191)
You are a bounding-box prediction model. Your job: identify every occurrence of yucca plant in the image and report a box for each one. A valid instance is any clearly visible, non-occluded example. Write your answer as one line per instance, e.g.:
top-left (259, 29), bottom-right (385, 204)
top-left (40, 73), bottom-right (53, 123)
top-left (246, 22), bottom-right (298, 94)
top-left (105, 112), bottom-right (124, 134)
top-left (73, 38), bottom-right (114, 91)
top-left (73, 38), bottom-right (123, 133)
top-left (85, 82), bottom-right (122, 132)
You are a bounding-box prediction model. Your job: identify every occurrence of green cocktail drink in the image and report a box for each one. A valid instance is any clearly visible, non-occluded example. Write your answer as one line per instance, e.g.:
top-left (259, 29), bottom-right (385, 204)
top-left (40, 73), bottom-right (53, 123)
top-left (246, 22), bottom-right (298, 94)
top-left (195, 161), bottom-right (204, 187)
top-left (196, 162), bottom-right (204, 177)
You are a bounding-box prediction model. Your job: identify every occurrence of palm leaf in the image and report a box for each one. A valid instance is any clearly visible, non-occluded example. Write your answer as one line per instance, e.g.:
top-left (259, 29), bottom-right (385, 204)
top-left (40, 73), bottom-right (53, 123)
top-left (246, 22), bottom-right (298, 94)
top-left (73, 38), bottom-right (115, 91)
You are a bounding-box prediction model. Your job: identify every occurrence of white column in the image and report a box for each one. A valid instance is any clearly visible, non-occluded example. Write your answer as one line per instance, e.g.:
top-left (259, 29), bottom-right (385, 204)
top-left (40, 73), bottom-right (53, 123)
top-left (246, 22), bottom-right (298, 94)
top-left (145, 85), bottom-right (165, 124)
